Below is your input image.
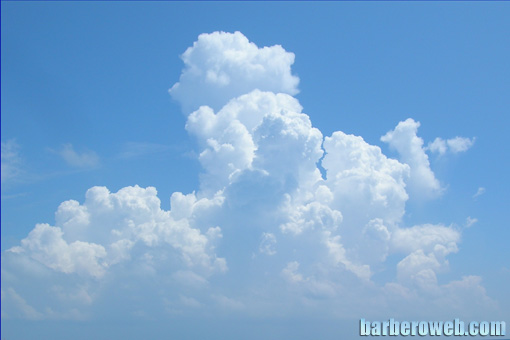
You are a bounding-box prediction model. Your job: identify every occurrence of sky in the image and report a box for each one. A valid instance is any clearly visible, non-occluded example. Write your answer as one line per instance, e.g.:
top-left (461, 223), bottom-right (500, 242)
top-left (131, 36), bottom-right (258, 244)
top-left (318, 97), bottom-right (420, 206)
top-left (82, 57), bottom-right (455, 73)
top-left (1, 2), bottom-right (510, 340)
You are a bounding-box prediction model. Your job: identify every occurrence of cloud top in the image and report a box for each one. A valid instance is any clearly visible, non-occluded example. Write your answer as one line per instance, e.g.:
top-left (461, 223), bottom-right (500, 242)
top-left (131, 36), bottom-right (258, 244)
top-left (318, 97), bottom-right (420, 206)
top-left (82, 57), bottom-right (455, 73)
top-left (381, 118), bottom-right (442, 199)
top-left (169, 31), bottom-right (299, 112)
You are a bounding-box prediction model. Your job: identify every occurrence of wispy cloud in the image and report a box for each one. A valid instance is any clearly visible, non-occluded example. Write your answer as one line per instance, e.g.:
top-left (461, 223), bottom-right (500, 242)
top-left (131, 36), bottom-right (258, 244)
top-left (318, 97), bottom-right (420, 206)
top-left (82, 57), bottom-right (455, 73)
top-left (117, 142), bottom-right (172, 160)
top-left (473, 186), bottom-right (486, 199)
top-left (54, 144), bottom-right (99, 168)
top-left (1, 139), bottom-right (22, 184)
top-left (465, 216), bottom-right (478, 228)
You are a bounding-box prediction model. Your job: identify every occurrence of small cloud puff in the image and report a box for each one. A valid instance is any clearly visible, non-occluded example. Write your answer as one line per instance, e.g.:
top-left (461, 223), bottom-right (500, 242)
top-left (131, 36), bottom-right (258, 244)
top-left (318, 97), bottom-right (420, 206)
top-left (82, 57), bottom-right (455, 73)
top-left (473, 186), bottom-right (485, 199)
top-left (465, 216), bottom-right (478, 228)
top-left (427, 136), bottom-right (475, 155)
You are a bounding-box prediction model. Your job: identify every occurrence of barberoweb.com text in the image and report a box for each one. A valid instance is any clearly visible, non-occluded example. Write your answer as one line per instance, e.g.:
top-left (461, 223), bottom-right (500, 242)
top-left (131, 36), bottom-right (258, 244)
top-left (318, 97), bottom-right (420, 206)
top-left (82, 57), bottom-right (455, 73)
top-left (360, 318), bottom-right (506, 336)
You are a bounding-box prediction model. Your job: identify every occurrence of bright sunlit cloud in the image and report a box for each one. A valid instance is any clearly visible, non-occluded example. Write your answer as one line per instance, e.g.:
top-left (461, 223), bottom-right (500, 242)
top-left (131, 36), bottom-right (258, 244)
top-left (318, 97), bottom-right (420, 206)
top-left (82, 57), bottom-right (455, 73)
top-left (1, 30), bottom-right (502, 330)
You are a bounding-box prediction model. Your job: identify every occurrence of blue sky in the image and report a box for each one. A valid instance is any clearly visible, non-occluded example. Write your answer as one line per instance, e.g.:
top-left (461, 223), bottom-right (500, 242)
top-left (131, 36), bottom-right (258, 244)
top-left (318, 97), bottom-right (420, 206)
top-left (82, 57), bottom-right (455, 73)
top-left (1, 2), bottom-right (509, 339)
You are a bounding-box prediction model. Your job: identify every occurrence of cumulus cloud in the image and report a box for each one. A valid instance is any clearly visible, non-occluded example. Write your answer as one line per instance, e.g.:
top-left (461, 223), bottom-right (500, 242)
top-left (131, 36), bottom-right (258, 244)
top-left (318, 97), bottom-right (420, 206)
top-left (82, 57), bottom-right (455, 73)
top-left (170, 31), bottom-right (299, 112)
top-left (381, 118), bottom-right (442, 199)
top-left (391, 224), bottom-right (460, 290)
top-left (9, 224), bottom-right (108, 279)
top-left (2, 31), bottom-right (493, 322)
top-left (427, 136), bottom-right (475, 155)
top-left (1, 139), bottom-right (22, 183)
top-left (391, 224), bottom-right (460, 255)
top-left (56, 143), bottom-right (99, 168)
top-left (186, 89), bottom-right (322, 195)
top-left (8, 185), bottom-right (226, 280)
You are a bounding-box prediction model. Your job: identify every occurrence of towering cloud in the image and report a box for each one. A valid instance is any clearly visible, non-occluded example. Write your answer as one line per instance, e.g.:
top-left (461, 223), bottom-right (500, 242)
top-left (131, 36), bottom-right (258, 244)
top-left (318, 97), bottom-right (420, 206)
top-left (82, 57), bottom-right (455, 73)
top-left (381, 118), bottom-right (442, 199)
top-left (2, 32), bottom-right (491, 321)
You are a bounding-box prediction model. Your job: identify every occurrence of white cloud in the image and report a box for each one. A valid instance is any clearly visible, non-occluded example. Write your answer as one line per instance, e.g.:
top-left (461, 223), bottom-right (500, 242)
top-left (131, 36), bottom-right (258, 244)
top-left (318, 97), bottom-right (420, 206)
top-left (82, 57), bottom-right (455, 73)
top-left (381, 118), bottom-right (442, 199)
top-left (259, 232), bottom-right (277, 255)
top-left (2, 31), bottom-right (497, 322)
top-left (391, 224), bottom-right (460, 255)
top-left (1, 139), bottom-right (22, 183)
top-left (8, 185), bottom-right (227, 280)
top-left (427, 137), bottom-right (447, 155)
top-left (427, 136), bottom-right (475, 155)
top-left (282, 261), bottom-right (304, 283)
top-left (473, 186), bottom-right (486, 199)
top-left (170, 31), bottom-right (299, 112)
top-left (10, 223), bottom-right (108, 278)
top-left (324, 232), bottom-right (371, 280)
top-left (465, 216), bottom-right (478, 228)
top-left (186, 89), bottom-right (322, 194)
top-left (322, 130), bottom-right (409, 225)
top-left (57, 143), bottom-right (99, 168)
top-left (447, 136), bottom-right (475, 153)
